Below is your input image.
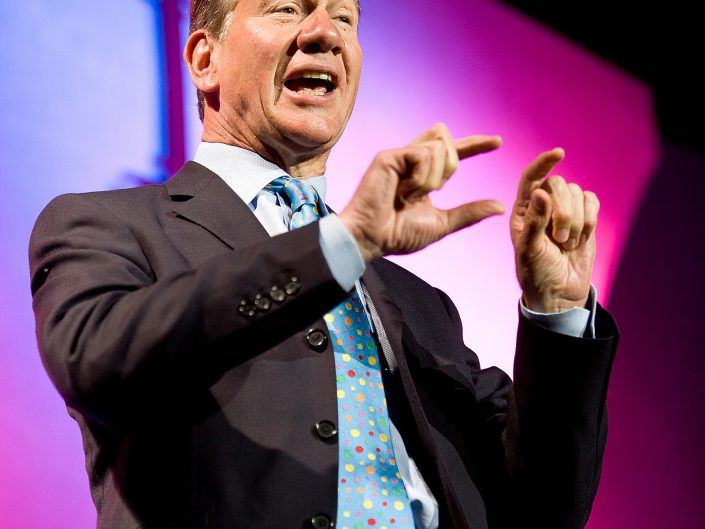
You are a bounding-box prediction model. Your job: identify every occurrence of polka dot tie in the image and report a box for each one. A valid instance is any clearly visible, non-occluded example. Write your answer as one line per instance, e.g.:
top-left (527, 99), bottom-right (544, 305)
top-left (269, 176), bottom-right (415, 529)
top-left (267, 176), bottom-right (323, 229)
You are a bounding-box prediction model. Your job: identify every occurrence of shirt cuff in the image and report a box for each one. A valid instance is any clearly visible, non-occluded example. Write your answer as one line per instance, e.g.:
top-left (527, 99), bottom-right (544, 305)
top-left (519, 286), bottom-right (597, 339)
top-left (319, 214), bottom-right (365, 292)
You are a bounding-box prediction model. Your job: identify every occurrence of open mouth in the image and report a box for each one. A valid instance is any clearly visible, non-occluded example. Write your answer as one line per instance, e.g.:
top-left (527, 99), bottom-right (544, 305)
top-left (284, 72), bottom-right (336, 97)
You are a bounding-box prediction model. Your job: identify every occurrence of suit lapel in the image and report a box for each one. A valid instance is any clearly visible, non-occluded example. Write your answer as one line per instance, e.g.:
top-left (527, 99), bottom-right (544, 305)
top-left (164, 161), bottom-right (269, 250)
top-left (363, 261), bottom-right (474, 529)
top-left (362, 263), bottom-right (433, 440)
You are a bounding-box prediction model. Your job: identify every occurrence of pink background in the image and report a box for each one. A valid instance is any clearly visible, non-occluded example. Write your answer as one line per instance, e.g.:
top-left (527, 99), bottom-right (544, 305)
top-left (0, 0), bottom-right (669, 527)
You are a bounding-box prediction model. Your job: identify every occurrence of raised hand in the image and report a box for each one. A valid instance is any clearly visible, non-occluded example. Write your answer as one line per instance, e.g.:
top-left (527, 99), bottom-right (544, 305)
top-left (510, 148), bottom-right (599, 313)
top-left (339, 123), bottom-right (505, 262)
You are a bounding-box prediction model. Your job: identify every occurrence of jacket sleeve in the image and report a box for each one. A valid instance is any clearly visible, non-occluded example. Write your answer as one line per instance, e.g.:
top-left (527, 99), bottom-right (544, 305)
top-left (436, 288), bottom-right (619, 529)
top-left (29, 192), bottom-right (347, 432)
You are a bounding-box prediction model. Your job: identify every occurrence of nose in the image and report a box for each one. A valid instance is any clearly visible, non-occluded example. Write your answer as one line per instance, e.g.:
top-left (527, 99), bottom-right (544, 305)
top-left (296, 9), bottom-right (344, 55)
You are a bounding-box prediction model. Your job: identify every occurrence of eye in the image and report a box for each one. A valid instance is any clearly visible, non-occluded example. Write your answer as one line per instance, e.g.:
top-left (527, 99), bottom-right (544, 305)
top-left (334, 10), bottom-right (356, 26)
top-left (274, 4), bottom-right (299, 15)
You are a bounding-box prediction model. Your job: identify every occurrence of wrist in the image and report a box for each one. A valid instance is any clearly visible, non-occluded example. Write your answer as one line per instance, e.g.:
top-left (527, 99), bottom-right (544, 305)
top-left (339, 210), bottom-right (383, 263)
top-left (522, 292), bottom-right (589, 314)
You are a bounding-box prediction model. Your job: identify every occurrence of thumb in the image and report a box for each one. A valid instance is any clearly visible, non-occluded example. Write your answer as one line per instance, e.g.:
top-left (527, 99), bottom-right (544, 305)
top-left (445, 200), bottom-right (505, 234)
top-left (523, 188), bottom-right (552, 246)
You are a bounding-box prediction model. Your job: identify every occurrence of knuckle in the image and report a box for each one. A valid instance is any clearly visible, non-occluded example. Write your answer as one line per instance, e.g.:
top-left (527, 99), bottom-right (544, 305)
top-left (404, 145), bottom-right (425, 160)
top-left (584, 190), bottom-right (600, 207)
top-left (432, 122), bottom-right (447, 134)
top-left (375, 150), bottom-right (394, 166)
top-left (448, 156), bottom-right (459, 174)
top-left (547, 175), bottom-right (566, 188)
top-left (422, 143), bottom-right (437, 158)
top-left (542, 176), bottom-right (560, 193)
top-left (377, 149), bottom-right (406, 172)
top-left (570, 221), bottom-right (583, 235)
top-left (553, 210), bottom-right (572, 226)
top-left (568, 182), bottom-right (583, 195)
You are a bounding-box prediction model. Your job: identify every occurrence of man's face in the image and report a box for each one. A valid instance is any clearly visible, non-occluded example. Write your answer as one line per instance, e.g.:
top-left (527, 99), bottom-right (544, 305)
top-left (212, 0), bottom-right (362, 160)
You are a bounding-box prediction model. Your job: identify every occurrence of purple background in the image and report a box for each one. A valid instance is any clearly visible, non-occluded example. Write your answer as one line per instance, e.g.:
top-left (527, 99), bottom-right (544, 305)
top-left (2, 0), bottom-right (702, 527)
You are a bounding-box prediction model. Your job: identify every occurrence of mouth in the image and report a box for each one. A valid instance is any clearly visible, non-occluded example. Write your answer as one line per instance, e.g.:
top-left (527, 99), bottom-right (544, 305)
top-left (283, 71), bottom-right (337, 97)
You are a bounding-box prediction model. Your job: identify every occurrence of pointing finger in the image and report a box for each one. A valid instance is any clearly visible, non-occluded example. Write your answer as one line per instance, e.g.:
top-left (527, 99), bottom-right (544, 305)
top-left (516, 147), bottom-right (565, 203)
top-left (455, 135), bottom-right (503, 160)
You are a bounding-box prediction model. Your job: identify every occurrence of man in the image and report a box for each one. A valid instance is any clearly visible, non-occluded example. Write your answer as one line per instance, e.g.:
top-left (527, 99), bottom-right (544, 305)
top-left (29, 1), bottom-right (618, 528)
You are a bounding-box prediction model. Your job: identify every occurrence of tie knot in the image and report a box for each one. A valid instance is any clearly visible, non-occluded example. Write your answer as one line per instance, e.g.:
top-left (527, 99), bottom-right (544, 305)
top-left (267, 176), bottom-right (323, 228)
top-left (268, 176), bottom-right (319, 211)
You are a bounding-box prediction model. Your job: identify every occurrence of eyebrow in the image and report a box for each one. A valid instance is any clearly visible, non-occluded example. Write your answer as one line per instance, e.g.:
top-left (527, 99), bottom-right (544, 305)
top-left (341, 0), bottom-right (361, 16)
top-left (311, 0), bottom-right (362, 15)
top-left (259, 0), bottom-right (361, 16)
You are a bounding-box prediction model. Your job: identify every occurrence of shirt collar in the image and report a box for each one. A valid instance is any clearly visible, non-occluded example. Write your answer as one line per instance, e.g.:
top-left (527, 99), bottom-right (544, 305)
top-left (193, 142), bottom-right (328, 205)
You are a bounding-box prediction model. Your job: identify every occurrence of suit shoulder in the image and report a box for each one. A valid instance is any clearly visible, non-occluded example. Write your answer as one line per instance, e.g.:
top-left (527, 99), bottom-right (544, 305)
top-left (35, 184), bottom-right (168, 227)
top-left (45, 183), bottom-right (166, 211)
top-left (30, 185), bottom-right (168, 262)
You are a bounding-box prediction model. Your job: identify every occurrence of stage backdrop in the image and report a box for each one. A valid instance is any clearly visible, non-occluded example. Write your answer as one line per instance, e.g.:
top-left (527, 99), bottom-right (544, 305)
top-left (0, 0), bottom-right (658, 527)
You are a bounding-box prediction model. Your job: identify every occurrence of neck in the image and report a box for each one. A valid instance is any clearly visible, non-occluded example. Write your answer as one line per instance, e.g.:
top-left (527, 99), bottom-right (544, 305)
top-left (286, 155), bottom-right (328, 179)
top-left (201, 115), bottom-right (330, 179)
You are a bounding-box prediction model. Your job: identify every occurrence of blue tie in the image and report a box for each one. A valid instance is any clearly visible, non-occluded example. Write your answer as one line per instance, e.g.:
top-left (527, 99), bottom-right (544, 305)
top-left (268, 176), bottom-right (415, 529)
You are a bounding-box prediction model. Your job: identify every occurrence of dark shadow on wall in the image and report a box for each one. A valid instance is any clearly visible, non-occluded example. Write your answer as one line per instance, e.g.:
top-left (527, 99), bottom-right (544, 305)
top-left (588, 140), bottom-right (705, 528)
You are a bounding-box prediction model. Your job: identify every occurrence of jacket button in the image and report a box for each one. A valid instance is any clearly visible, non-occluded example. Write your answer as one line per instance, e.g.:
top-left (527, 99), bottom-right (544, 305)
top-left (306, 329), bottom-right (329, 352)
top-left (315, 420), bottom-right (338, 440)
top-left (238, 300), bottom-right (257, 319)
top-left (309, 514), bottom-right (333, 529)
top-left (285, 276), bottom-right (301, 295)
top-left (270, 285), bottom-right (286, 303)
top-left (254, 294), bottom-right (271, 311)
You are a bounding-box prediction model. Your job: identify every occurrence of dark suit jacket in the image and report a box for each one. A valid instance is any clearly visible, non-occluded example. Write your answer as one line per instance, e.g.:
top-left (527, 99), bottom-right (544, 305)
top-left (29, 161), bottom-right (619, 529)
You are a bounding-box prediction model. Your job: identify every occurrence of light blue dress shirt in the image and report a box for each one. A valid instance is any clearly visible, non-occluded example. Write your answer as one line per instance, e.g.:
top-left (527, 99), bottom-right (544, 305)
top-left (193, 141), bottom-right (597, 528)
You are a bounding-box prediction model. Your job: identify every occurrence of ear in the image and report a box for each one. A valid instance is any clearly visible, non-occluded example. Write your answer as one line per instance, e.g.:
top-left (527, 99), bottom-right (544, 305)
top-left (183, 29), bottom-right (219, 94)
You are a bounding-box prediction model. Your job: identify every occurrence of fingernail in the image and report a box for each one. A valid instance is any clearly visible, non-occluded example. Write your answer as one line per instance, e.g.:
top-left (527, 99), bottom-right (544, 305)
top-left (580, 233), bottom-right (588, 245)
top-left (567, 238), bottom-right (577, 250)
top-left (556, 228), bottom-right (569, 243)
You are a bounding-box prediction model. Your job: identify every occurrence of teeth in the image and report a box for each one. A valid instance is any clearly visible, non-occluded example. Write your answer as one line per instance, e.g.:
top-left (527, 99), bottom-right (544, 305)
top-left (298, 87), bottom-right (328, 96)
top-left (301, 72), bottom-right (333, 82)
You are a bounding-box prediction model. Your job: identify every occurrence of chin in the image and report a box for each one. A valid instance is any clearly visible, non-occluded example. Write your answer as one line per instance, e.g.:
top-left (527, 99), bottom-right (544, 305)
top-left (278, 115), bottom-right (345, 151)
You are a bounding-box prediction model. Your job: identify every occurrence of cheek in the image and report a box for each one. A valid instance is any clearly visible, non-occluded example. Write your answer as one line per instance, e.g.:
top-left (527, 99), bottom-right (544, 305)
top-left (244, 20), bottom-right (289, 74)
top-left (220, 58), bottom-right (273, 112)
top-left (225, 21), bottom-right (283, 84)
top-left (345, 50), bottom-right (363, 91)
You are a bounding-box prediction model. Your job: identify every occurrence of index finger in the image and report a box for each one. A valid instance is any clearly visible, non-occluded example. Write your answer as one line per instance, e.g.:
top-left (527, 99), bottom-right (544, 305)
top-left (455, 135), bottom-right (503, 160)
top-left (516, 147), bottom-right (565, 202)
